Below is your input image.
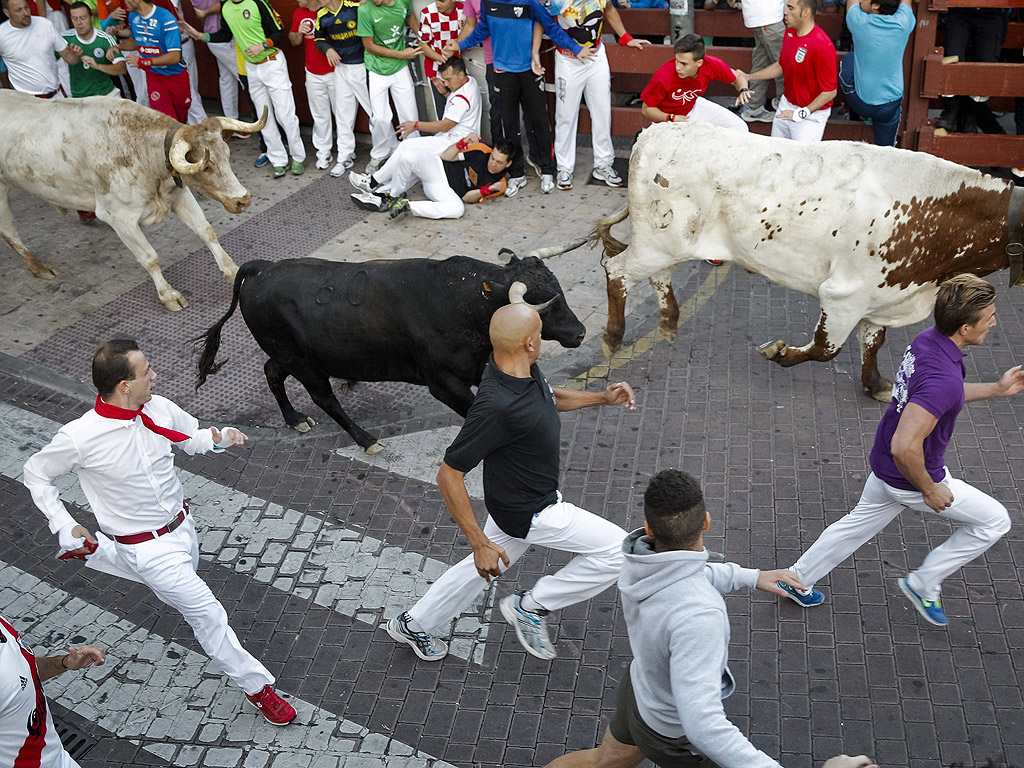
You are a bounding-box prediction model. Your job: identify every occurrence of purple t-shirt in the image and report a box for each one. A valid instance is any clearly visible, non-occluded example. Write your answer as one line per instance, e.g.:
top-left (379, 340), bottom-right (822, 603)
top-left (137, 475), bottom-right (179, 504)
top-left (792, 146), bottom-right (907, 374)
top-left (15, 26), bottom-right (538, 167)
top-left (869, 326), bottom-right (966, 491)
top-left (464, 0), bottom-right (492, 65)
top-left (187, 0), bottom-right (222, 35)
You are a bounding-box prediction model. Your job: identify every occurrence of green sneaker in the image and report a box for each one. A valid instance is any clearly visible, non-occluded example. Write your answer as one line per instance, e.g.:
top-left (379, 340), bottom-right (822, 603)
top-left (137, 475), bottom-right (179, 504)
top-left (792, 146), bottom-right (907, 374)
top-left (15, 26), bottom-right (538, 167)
top-left (291, 160), bottom-right (305, 176)
top-left (272, 165), bottom-right (286, 178)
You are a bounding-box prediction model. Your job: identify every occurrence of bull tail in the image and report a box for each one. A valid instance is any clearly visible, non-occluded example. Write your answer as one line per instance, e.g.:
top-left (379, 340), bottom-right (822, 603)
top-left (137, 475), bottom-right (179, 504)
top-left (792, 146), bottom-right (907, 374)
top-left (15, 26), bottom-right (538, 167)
top-left (589, 206), bottom-right (630, 262)
top-left (192, 259), bottom-right (269, 390)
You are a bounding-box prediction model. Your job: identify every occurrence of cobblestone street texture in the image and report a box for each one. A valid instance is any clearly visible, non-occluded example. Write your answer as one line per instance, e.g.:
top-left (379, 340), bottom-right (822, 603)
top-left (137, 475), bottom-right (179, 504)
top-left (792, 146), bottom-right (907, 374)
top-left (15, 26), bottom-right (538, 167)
top-left (1, 126), bottom-right (1024, 768)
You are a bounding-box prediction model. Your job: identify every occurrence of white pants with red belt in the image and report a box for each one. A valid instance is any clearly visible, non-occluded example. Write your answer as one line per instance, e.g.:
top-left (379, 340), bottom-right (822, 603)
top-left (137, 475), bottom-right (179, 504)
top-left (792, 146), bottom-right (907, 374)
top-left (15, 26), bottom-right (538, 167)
top-left (792, 470), bottom-right (1011, 601)
top-left (85, 514), bottom-right (273, 695)
top-left (367, 67), bottom-right (420, 161)
top-left (408, 495), bottom-right (626, 635)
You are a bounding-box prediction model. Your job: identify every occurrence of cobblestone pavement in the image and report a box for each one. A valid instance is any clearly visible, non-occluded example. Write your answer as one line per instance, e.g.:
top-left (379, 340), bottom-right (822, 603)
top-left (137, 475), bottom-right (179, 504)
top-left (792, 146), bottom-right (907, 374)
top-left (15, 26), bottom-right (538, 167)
top-left (2, 124), bottom-right (1024, 768)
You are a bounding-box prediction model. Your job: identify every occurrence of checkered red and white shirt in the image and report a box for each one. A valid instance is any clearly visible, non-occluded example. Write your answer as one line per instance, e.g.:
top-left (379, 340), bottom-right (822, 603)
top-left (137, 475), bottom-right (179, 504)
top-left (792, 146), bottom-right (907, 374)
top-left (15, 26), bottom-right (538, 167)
top-left (418, 1), bottom-right (464, 79)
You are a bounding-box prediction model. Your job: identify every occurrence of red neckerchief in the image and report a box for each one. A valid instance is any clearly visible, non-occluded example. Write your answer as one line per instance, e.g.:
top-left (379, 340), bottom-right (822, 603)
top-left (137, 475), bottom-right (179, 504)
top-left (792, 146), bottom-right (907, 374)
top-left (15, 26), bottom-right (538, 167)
top-left (94, 395), bottom-right (190, 443)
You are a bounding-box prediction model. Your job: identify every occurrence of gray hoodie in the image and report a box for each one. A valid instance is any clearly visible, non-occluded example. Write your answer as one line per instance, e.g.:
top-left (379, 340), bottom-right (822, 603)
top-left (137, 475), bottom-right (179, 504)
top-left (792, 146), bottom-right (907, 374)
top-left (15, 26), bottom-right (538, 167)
top-left (618, 528), bottom-right (784, 768)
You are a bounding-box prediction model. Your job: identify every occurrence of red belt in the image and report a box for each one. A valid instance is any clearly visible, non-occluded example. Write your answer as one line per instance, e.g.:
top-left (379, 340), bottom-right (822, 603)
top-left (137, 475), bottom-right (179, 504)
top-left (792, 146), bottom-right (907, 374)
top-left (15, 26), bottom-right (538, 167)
top-left (113, 503), bottom-right (190, 544)
top-left (34, 89), bottom-right (60, 99)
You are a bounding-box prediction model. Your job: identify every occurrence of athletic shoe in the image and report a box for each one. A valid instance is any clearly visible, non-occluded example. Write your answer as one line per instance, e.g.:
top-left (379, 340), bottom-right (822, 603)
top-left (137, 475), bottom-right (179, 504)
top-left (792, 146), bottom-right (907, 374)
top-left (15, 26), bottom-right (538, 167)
top-left (386, 612), bottom-right (448, 661)
top-left (505, 175), bottom-right (528, 197)
top-left (330, 161), bottom-right (347, 178)
top-left (898, 577), bottom-right (948, 626)
top-left (254, 153), bottom-right (269, 168)
top-left (1013, 167), bottom-right (1024, 178)
top-left (272, 165), bottom-right (287, 178)
top-left (315, 156), bottom-right (331, 171)
top-left (777, 580), bottom-right (824, 608)
top-left (350, 191), bottom-right (386, 212)
top-left (557, 170), bottom-right (573, 190)
top-left (592, 165), bottom-right (623, 187)
top-left (245, 685), bottom-right (297, 725)
top-left (233, 131), bottom-right (251, 139)
top-left (500, 592), bottom-right (556, 660)
top-left (366, 156), bottom-right (386, 174)
top-left (387, 197), bottom-right (411, 219)
top-left (540, 174), bottom-right (555, 194)
top-left (349, 171), bottom-right (376, 194)
top-left (77, 210), bottom-right (97, 223)
top-left (740, 105), bottom-right (775, 123)
top-left (771, 96), bottom-right (781, 111)
top-left (525, 155), bottom-right (543, 178)
top-left (705, 259), bottom-right (724, 266)
top-left (290, 160), bottom-right (305, 176)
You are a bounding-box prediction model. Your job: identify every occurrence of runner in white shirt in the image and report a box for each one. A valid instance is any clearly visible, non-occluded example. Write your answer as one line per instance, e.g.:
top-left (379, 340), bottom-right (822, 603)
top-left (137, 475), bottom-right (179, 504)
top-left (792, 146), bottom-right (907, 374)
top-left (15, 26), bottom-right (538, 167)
top-left (22, 339), bottom-right (297, 727)
top-left (0, 613), bottom-right (105, 768)
top-left (0, 0), bottom-right (82, 97)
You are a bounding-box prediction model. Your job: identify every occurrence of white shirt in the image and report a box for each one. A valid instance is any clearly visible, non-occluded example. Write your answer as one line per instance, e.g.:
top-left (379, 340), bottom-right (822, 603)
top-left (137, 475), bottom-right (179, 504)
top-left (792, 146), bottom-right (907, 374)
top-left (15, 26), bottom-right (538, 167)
top-left (0, 616), bottom-right (80, 768)
top-left (740, 0), bottom-right (784, 28)
top-left (438, 75), bottom-right (481, 143)
top-left (0, 17), bottom-right (66, 95)
top-left (23, 395), bottom-right (220, 538)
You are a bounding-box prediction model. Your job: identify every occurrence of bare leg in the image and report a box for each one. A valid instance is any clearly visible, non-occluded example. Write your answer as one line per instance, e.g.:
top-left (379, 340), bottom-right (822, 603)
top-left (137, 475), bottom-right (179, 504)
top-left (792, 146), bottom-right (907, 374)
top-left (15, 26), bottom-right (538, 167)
top-left (544, 728), bottom-right (645, 768)
top-left (170, 187), bottom-right (239, 283)
top-left (0, 184), bottom-right (57, 279)
top-left (856, 319), bottom-right (892, 401)
top-left (101, 213), bottom-right (187, 310)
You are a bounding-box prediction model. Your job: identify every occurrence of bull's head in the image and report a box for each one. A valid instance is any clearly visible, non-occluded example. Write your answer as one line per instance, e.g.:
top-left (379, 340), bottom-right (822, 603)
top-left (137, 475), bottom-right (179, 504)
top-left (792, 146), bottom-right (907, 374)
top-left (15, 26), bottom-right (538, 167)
top-left (167, 107), bottom-right (269, 214)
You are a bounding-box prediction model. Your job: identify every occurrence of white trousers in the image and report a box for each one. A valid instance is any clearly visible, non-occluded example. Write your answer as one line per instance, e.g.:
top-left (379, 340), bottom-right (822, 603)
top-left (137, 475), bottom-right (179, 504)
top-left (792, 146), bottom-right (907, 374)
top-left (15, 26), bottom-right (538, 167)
top-left (554, 44), bottom-right (613, 174)
top-left (373, 134), bottom-right (451, 189)
top-left (332, 62), bottom-right (374, 162)
top-left (180, 37), bottom-right (208, 124)
top-left (127, 61), bottom-right (149, 107)
top-left (207, 40), bottom-right (240, 120)
top-left (85, 515), bottom-right (274, 694)
top-left (367, 67), bottom-right (419, 161)
top-left (687, 96), bottom-right (749, 132)
top-left (792, 471), bottom-right (1011, 601)
top-left (306, 69), bottom-right (337, 163)
top-left (408, 497), bottom-right (626, 635)
top-left (771, 94), bottom-right (830, 142)
top-left (376, 145), bottom-right (465, 218)
top-left (247, 54), bottom-right (306, 166)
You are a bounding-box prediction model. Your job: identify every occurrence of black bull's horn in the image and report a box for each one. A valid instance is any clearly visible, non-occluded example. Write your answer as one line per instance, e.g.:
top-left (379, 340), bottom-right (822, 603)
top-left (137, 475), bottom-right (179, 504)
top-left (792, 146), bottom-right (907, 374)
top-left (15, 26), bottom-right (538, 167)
top-left (508, 281), bottom-right (556, 312)
top-left (525, 238), bottom-right (587, 260)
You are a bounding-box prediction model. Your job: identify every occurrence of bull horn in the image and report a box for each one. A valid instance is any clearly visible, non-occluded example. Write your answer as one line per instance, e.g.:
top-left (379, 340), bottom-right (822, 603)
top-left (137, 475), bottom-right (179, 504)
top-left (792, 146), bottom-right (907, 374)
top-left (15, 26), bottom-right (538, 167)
top-left (525, 238), bottom-right (587, 260)
top-left (215, 105), bottom-right (269, 135)
top-left (508, 281), bottom-right (557, 312)
top-left (168, 135), bottom-right (210, 175)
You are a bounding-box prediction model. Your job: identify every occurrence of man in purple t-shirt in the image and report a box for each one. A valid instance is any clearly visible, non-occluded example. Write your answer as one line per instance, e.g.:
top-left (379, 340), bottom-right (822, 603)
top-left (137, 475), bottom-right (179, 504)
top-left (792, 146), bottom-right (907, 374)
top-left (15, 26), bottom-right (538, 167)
top-left (775, 274), bottom-right (1023, 626)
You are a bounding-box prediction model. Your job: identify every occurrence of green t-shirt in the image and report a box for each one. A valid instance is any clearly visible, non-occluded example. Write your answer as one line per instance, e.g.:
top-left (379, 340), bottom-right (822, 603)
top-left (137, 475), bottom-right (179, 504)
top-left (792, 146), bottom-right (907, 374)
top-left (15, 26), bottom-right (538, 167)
top-left (221, 0), bottom-right (282, 63)
top-left (356, 0), bottom-right (410, 76)
top-left (62, 29), bottom-right (123, 97)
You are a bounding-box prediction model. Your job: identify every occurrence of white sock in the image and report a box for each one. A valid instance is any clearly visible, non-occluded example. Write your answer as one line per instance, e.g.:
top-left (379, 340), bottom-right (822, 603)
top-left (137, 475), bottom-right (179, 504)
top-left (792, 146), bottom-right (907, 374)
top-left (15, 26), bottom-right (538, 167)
top-left (405, 614), bottom-right (427, 634)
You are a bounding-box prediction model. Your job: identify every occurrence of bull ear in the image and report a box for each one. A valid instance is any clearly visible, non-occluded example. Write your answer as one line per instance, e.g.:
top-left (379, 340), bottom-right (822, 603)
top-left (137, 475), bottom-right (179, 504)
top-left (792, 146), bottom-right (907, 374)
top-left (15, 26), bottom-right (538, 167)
top-left (482, 280), bottom-right (508, 297)
top-left (498, 248), bottom-right (519, 264)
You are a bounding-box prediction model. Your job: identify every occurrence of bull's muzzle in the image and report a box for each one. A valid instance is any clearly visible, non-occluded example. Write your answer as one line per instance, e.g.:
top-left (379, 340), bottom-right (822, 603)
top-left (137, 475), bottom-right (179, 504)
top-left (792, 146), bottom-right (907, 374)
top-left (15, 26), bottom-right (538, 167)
top-left (222, 192), bottom-right (251, 214)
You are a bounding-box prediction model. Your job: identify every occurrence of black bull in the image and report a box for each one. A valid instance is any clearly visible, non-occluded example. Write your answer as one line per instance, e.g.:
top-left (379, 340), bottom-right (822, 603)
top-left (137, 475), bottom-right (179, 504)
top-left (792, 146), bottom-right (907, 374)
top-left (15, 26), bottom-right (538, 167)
top-left (193, 251), bottom-right (586, 453)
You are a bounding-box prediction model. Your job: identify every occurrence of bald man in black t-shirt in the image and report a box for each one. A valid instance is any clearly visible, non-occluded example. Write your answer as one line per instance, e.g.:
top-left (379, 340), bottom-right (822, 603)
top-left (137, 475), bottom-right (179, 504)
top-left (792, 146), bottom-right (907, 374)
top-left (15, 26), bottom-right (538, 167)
top-left (387, 303), bottom-right (636, 661)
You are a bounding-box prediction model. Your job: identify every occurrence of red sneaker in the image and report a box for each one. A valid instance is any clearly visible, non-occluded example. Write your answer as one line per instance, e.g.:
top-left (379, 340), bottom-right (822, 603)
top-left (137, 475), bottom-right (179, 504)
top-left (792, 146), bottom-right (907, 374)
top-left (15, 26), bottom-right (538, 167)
top-left (245, 685), bottom-right (296, 725)
top-left (704, 259), bottom-right (724, 266)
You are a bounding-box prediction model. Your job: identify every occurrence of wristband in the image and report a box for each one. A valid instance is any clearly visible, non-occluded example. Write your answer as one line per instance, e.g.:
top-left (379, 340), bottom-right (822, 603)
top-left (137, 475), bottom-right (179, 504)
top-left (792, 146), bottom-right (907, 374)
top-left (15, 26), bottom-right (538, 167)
top-left (204, 32), bottom-right (211, 42)
top-left (669, 114), bottom-right (676, 122)
top-left (139, 57), bottom-right (152, 69)
top-left (61, 655), bottom-right (70, 670)
top-left (617, 32), bottom-right (634, 45)
top-left (455, 138), bottom-right (470, 152)
top-left (414, 121), bottom-right (419, 131)
top-left (792, 107), bottom-right (810, 123)
top-left (480, 183), bottom-right (494, 197)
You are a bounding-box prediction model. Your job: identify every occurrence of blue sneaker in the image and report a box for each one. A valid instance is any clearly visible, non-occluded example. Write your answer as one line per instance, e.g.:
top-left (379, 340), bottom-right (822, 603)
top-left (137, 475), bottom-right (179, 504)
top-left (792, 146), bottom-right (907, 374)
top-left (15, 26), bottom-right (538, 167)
top-left (500, 592), bottom-right (556, 660)
top-left (254, 153), bottom-right (269, 168)
top-left (386, 612), bottom-right (448, 661)
top-left (898, 577), bottom-right (948, 626)
top-left (777, 581), bottom-right (825, 607)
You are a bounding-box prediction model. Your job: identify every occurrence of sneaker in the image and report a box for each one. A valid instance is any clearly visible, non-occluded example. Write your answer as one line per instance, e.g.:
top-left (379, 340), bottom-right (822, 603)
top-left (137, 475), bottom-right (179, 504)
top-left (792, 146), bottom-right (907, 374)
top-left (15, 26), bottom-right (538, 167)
top-left (1013, 167), bottom-right (1024, 178)
top-left (349, 171), bottom-right (376, 194)
top-left (771, 96), bottom-right (781, 111)
top-left (540, 174), bottom-right (555, 194)
top-left (315, 156), bottom-right (331, 171)
top-left (386, 612), bottom-right (449, 661)
top-left (525, 155), bottom-right (543, 178)
top-left (500, 592), bottom-right (556, 660)
top-left (77, 210), bottom-right (97, 223)
top-left (387, 197), bottom-right (411, 219)
top-left (366, 156), bottom-right (386, 174)
top-left (705, 259), bottom-right (724, 266)
top-left (254, 153), bottom-right (270, 168)
top-left (505, 175), bottom-right (527, 198)
top-left (290, 160), bottom-right (305, 176)
top-left (350, 191), bottom-right (386, 212)
top-left (898, 577), bottom-right (948, 626)
top-left (777, 580), bottom-right (825, 608)
top-left (272, 165), bottom-right (287, 178)
top-left (592, 165), bottom-right (623, 187)
top-left (557, 170), bottom-right (573, 190)
top-left (740, 105), bottom-right (775, 123)
top-left (233, 131), bottom-right (251, 139)
top-left (245, 685), bottom-right (296, 725)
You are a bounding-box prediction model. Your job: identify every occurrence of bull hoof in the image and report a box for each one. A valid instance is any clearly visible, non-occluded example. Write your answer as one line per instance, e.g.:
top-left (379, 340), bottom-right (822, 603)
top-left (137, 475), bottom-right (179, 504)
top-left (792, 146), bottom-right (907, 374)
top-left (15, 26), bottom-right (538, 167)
top-left (161, 291), bottom-right (189, 311)
top-left (602, 333), bottom-right (624, 359)
top-left (223, 265), bottom-right (239, 284)
top-left (658, 323), bottom-right (678, 344)
top-left (757, 339), bottom-right (787, 361)
top-left (867, 382), bottom-right (893, 403)
top-left (364, 441), bottom-right (385, 455)
top-left (29, 262), bottom-right (58, 280)
top-left (291, 416), bottom-right (316, 433)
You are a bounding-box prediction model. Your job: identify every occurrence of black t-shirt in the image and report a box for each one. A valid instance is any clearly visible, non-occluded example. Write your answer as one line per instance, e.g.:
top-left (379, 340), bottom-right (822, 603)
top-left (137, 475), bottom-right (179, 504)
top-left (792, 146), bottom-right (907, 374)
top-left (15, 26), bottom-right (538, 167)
top-left (443, 356), bottom-right (561, 538)
top-left (443, 147), bottom-right (507, 197)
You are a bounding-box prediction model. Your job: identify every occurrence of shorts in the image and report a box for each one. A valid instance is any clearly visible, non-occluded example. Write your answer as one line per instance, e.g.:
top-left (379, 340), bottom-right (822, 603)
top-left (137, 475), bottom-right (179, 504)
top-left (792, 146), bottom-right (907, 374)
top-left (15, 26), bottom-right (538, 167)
top-left (608, 663), bottom-right (721, 768)
top-left (147, 69), bottom-right (191, 123)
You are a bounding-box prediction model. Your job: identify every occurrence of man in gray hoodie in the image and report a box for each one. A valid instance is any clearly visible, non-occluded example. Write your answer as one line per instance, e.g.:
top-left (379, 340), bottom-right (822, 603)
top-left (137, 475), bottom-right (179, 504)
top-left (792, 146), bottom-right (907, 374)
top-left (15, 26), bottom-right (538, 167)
top-left (543, 469), bottom-right (877, 768)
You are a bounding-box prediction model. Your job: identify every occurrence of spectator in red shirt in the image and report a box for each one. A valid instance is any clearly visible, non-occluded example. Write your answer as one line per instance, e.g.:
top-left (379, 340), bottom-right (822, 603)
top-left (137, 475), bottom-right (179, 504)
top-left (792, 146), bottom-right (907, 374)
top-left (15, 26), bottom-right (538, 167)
top-left (750, 0), bottom-right (837, 142)
top-left (418, 0), bottom-right (464, 118)
top-left (289, 0), bottom-right (338, 173)
top-left (640, 33), bottom-right (751, 131)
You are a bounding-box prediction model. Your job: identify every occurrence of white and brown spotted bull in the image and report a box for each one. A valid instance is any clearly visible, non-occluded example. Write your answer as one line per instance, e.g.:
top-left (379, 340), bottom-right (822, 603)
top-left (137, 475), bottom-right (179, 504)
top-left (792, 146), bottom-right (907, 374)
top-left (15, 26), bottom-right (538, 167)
top-left (0, 91), bottom-right (268, 310)
top-left (593, 122), bottom-right (1024, 401)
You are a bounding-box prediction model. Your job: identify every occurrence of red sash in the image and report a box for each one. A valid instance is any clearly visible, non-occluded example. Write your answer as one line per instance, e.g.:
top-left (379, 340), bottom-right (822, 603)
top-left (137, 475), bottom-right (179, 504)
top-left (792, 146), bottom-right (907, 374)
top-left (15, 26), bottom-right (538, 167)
top-left (94, 396), bottom-right (190, 443)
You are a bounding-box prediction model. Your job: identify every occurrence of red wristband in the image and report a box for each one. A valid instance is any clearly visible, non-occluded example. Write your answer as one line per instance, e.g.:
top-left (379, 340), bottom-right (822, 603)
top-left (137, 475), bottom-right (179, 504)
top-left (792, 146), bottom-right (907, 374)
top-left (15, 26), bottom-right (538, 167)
top-left (480, 183), bottom-right (493, 196)
top-left (139, 57), bottom-right (152, 69)
top-left (618, 32), bottom-right (634, 46)
top-left (414, 121), bottom-right (419, 131)
top-left (456, 138), bottom-right (470, 152)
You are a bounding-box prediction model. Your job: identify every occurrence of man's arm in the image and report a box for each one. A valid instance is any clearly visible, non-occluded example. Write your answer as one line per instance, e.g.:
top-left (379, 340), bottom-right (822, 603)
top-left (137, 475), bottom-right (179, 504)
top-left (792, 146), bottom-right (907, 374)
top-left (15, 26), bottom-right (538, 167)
top-left (36, 646), bottom-right (106, 682)
top-left (157, 397), bottom-right (247, 455)
top-left (397, 116), bottom-right (457, 138)
top-left (437, 462), bottom-right (509, 580)
top-left (603, 1), bottom-right (648, 47)
top-left (528, 0), bottom-right (589, 57)
top-left (361, 36), bottom-right (421, 59)
top-left (749, 60), bottom-right (783, 82)
top-left (641, 103), bottom-right (681, 122)
top-left (964, 365), bottom-right (1024, 403)
top-left (59, 45), bottom-right (83, 64)
top-left (256, 0), bottom-right (285, 50)
top-left (552, 381), bottom-right (636, 412)
top-left (889, 402), bottom-right (950, 512)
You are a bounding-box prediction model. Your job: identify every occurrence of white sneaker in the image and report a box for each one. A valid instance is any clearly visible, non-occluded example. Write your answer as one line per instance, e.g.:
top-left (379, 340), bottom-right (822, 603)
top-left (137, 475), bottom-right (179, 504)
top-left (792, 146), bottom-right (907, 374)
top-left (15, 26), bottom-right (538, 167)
top-left (592, 165), bottom-right (622, 187)
top-left (540, 174), bottom-right (555, 194)
top-left (315, 156), bottom-right (331, 171)
top-left (505, 176), bottom-right (528, 197)
top-left (350, 190), bottom-right (386, 212)
top-left (557, 170), bottom-right (573, 190)
top-left (500, 592), bottom-right (556, 660)
top-left (349, 171), bottom-right (375, 194)
top-left (366, 156), bottom-right (386, 174)
top-left (330, 162), bottom-right (346, 178)
top-left (1013, 167), bottom-right (1024, 178)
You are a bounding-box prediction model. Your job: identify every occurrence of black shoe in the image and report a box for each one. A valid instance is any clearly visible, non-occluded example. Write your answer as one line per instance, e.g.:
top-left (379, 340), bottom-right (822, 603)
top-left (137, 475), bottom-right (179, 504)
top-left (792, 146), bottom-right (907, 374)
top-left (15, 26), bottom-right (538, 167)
top-left (934, 96), bottom-right (959, 133)
top-left (387, 197), bottom-right (411, 219)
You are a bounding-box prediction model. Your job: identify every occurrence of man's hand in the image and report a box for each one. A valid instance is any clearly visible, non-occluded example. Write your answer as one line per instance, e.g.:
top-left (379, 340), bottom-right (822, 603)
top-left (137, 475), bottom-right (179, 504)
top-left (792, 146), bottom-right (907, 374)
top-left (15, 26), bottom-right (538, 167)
top-left (109, 6), bottom-right (126, 20)
top-left (194, 5), bottom-right (208, 19)
top-left (58, 524), bottom-right (98, 559)
top-left (396, 120), bottom-right (418, 139)
top-left (757, 568), bottom-right (806, 596)
top-left (245, 42), bottom-right (268, 57)
top-left (66, 43), bottom-right (83, 57)
top-left (81, 54), bottom-right (97, 68)
top-left (398, 46), bottom-right (422, 59)
top-left (995, 364), bottom-right (1024, 397)
top-left (463, 131), bottom-right (481, 145)
top-left (64, 645), bottom-right (106, 670)
top-left (922, 482), bottom-right (953, 513)
top-left (624, 37), bottom-right (648, 48)
top-left (575, 45), bottom-right (595, 61)
top-left (776, 109), bottom-right (794, 120)
top-left (603, 381), bottom-right (636, 409)
top-left (212, 427), bottom-right (248, 446)
top-left (443, 38), bottom-right (460, 56)
top-left (821, 756), bottom-right (878, 768)
top-left (326, 48), bottom-right (341, 67)
top-left (531, 52), bottom-right (545, 76)
top-left (106, 46), bottom-right (118, 62)
top-left (473, 539), bottom-right (510, 582)
top-left (298, 17), bottom-right (314, 35)
top-left (180, 20), bottom-right (203, 40)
